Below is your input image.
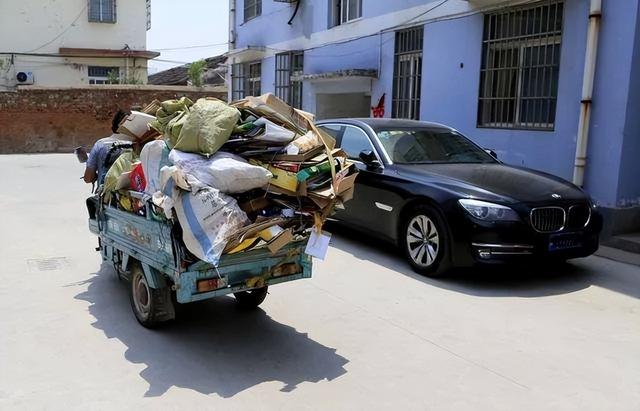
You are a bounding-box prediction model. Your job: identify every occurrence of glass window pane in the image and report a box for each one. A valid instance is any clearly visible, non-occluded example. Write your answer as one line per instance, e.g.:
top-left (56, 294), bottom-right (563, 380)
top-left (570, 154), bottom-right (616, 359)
top-left (348, 0), bottom-right (360, 21)
top-left (340, 127), bottom-right (375, 159)
top-left (478, 1), bottom-right (563, 129)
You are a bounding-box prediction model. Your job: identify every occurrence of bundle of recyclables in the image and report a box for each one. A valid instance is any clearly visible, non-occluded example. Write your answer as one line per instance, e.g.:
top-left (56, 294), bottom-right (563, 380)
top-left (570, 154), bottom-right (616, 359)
top-left (101, 93), bottom-right (358, 267)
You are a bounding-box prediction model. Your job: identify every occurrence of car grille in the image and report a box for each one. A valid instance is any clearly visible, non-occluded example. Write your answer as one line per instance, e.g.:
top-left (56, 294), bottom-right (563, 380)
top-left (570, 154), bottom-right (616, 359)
top-left (530, 207), bottom-right (565, 233)
top-left (567, 204), bottom-right (591, 230)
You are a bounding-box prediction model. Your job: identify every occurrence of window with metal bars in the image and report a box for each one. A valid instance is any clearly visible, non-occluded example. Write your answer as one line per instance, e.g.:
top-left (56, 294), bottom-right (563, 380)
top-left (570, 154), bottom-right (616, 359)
top-left (275, 51), bottom-right (304, 109)
top-left (244, 0), bottom-right (262, 22)
top-left (231, 61), bottom-right (262, 100)
top-left (392, 27), bottom-right (423, 120)
top-left (88, 0), bottom-right (116, 23)
top-left (478, 0), bottom-right (564, 130)
top-left (247, 62), bottom-right (262, 96)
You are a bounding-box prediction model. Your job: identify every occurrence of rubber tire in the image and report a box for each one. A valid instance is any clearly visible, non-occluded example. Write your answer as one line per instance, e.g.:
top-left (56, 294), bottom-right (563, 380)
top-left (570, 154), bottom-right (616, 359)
top-left (129, 264), bottom-right (174, 328)
top-left (401, 204), bottom-right (451, 277)
top-left (234, 286), bottom-right (269, 309)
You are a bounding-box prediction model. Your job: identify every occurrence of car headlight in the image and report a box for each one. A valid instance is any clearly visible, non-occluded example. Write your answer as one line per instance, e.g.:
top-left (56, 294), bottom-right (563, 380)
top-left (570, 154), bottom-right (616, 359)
top-left (458, 199), bottom-right (520, 221)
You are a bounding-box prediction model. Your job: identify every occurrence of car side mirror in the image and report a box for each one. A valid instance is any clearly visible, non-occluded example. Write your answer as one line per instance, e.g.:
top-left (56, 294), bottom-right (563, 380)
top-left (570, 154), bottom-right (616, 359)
top-left (484, 148), bottom-right (498, 159)
top-left (359, 149), bottom-right (382, 170)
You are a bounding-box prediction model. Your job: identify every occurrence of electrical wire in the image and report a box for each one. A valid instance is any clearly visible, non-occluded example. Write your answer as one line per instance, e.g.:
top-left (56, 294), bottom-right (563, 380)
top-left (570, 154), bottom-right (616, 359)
top-left (260, 0), bottom-right (532, 60)
top-left (151, 42), bottom-right (229, 51)
top-left (262, 0), bottom-right (452, 55)
top-left (27, 5), bottom-right (88, 53)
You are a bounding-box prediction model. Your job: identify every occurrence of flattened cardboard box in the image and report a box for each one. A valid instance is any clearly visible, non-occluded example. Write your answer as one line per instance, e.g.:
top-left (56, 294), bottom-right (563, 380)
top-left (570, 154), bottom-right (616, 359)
top-left (266, 228), bottom-right (294, 254)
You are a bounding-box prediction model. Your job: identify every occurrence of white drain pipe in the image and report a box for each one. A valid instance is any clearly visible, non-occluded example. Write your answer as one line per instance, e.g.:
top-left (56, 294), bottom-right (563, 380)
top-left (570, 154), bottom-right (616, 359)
top-left (573, 0), bottom-right (602, 187)
top-left (229, 0), bottom-right (236, 51)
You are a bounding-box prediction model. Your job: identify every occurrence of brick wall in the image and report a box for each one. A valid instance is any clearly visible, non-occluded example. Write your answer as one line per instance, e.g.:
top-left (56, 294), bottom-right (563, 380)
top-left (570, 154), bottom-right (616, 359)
top-left (0, 85), bottom-right (226, 153)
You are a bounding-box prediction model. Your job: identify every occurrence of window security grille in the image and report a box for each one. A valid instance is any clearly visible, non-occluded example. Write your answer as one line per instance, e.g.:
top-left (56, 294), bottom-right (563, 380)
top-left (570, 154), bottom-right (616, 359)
top-left (244, 0), bottom-right (262, 22)
top-left (247, 62), bottom-right (262, 97)
top-left (392, 26), bottom-right (423, 120)
top-left (478, 1), bottom-right (564, 130)
top-left (275, 51), bottom-right (304, 109)
top-left (231, 61), bottom-right (261, 99)
top-left (88, 0), bottom-right (116, 23)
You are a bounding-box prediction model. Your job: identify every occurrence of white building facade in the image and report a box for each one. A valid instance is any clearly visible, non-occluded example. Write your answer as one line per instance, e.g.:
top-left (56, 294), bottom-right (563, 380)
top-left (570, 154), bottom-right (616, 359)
top-left (0, 0), bottom-right (158, 89)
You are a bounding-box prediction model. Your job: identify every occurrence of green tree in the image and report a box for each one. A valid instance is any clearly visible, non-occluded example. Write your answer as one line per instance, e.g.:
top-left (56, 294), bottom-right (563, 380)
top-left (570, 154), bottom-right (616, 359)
top-left (188, 60), bottom-right (206, 87)
top-left (106, 69), bottom-right (120, 84)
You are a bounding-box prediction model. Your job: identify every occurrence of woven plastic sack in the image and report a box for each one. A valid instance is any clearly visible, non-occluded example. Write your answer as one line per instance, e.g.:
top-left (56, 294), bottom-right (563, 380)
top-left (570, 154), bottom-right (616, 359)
top-left (174, 187), bottom-right (249, 266)
top-left (171, 98), bottom-right (240, 156)
top-left (140, 140), bottom-right (170, 195)
top-left (149, 97), bottom-right (193, 140)
top-left (102, 151), bottom-right (137, 197)
top-left (169, 149), bottom-right (272, 194)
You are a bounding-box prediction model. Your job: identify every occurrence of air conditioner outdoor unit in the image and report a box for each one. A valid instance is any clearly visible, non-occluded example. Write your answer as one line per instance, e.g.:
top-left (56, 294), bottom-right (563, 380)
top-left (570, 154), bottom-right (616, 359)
top-left (16, 71), bottom-right (35, 85)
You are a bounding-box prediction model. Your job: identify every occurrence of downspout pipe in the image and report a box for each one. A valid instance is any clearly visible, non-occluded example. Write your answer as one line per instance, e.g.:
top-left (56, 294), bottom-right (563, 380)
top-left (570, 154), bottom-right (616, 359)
top-left (573, 0), bottom-right (602, 187)
top-left (229, 0), bottom-right (236, 51)
top-left (228, 0), bottom-right (236, 101)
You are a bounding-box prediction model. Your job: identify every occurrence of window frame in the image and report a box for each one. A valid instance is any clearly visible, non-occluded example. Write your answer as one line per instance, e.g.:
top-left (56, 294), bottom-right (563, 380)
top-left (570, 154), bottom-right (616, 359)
top-left (275, 51), bottom-right (304, 109)
top-left (231, 60), bottom-right (262, 100)
top-left (244, 0), bottom-right (262, 22)
top-left (318, 123), bottom-right (384, 166)
top-left (88, 0), bottom-right (117, 23)
top-left (247, 62), bottom-right (262, 97)
top-left (392, 26), bottom-right (424, 120)
top-left (329, 0), bottom-right (363, 28)
top-left (477, 0), bottom-right (564, 131)
top-left (88, 66), bottom-right (119, 85)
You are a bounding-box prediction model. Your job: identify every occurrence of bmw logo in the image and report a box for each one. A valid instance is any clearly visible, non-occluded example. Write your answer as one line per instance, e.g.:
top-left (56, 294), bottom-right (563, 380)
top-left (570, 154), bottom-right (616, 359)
top-left (551, 193), bottom-right (561, 199)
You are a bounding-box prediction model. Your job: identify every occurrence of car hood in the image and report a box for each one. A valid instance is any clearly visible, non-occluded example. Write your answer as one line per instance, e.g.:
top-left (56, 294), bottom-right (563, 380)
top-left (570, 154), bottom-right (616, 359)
top-left (393, 163), bottom-right (587, 204)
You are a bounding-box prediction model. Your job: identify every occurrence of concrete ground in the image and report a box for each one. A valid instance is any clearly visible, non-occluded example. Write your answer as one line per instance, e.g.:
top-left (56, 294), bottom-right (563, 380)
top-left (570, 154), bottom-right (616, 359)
top-left (1, 154), bottom-right (639, 411)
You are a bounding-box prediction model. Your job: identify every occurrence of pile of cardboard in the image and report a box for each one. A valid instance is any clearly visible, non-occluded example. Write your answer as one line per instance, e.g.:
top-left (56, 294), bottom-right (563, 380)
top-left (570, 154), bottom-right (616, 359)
top-left (103, 93), bottom-right (357, 265)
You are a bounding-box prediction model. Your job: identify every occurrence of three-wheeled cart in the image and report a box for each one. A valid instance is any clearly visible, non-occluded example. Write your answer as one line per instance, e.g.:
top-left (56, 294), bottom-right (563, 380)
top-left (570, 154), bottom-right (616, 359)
top-left (86, 195), bottom-right (312, 327)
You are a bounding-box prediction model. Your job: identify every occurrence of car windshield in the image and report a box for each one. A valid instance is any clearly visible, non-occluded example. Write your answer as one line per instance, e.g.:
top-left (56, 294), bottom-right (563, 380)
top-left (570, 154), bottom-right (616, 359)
top-left (376, 128), bottom-right (497, 164)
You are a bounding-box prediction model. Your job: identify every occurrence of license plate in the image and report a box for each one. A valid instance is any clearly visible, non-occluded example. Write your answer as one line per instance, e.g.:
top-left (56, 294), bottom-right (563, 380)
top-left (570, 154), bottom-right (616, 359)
top-left (548, 233), bottom-right (582, 251)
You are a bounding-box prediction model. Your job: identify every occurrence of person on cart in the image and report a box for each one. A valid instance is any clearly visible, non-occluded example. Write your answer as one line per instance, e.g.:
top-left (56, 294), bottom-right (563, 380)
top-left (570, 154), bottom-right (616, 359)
top-left (83, 110), bottom-right (132, 185)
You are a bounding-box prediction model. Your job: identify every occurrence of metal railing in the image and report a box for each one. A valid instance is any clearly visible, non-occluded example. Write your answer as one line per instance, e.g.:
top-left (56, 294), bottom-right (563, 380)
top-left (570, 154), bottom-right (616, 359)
top-left (478, 0), bottom-right (564, 130)
top-left (392, 26), bottom-right (424, 120)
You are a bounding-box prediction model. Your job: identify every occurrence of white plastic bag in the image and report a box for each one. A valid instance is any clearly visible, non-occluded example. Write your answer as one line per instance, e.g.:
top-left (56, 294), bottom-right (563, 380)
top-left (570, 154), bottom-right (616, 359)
top-left (173, 187), bottom-right (249, 266)
top-left (254, 117), bottom-right (296, 143)
top-left (140, 140), bottom-right (170, 195)
top-left (168, 149), bottom-right (272, 193)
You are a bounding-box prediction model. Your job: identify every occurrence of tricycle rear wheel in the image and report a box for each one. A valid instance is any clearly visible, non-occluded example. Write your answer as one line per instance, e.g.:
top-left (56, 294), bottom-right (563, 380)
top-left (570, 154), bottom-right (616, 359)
top-left (234, 286), bottom-right (268, 309)
top-left (129, 263), bottom-right (174, 328)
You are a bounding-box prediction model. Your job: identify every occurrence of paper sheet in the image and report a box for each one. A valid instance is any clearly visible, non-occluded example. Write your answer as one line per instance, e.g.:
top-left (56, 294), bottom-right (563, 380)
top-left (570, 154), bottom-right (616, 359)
top-left (305, 230), bottom-right (331, 260)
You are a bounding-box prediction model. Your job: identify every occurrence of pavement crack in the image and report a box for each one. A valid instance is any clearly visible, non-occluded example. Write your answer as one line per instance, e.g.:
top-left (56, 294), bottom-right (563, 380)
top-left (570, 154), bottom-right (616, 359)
top-left (309, 282), bottom-right (530, 390)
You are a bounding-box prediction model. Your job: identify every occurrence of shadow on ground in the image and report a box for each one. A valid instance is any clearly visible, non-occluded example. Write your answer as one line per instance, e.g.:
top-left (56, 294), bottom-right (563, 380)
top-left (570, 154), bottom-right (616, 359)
top-left (75, 264), bottom-right (348, 398)
top-left (327, 222), bottom-right (640, 300)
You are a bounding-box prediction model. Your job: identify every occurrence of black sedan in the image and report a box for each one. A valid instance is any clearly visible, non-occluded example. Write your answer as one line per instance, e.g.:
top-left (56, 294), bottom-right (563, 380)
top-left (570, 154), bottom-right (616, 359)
top-left (317, 119), bottom-right (602, 277)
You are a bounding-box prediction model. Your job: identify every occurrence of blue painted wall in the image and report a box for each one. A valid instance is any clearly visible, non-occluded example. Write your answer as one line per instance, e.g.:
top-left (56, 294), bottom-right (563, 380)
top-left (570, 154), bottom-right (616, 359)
top-left (617, 1), bottom-right (640, 206)
top-left (421, 0), bottom-right (587, 187)
top-left (234, 0), bottom-right (640, 207)
top-left (234, 0), bottom-right (445, 48)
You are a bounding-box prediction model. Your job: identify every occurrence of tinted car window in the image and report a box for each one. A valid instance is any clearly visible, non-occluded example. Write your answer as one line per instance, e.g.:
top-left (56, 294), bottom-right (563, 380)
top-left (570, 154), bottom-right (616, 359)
top-left (340, 126), bottom-right (376, 160)
top-left (376, 128), bottom-right (496, 164)
top-left (318, 124), bottom-right (343, 140)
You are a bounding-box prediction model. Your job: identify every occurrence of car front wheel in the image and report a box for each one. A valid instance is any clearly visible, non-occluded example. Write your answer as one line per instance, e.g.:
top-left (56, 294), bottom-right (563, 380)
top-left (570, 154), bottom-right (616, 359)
top-left (401, 205), bottom-right (450, 277)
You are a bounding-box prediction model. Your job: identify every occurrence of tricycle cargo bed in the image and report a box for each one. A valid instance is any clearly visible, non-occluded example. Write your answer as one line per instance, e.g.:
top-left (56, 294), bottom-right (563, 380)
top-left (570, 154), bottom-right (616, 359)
top-left (89, 199), bottom-right (312, 305)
